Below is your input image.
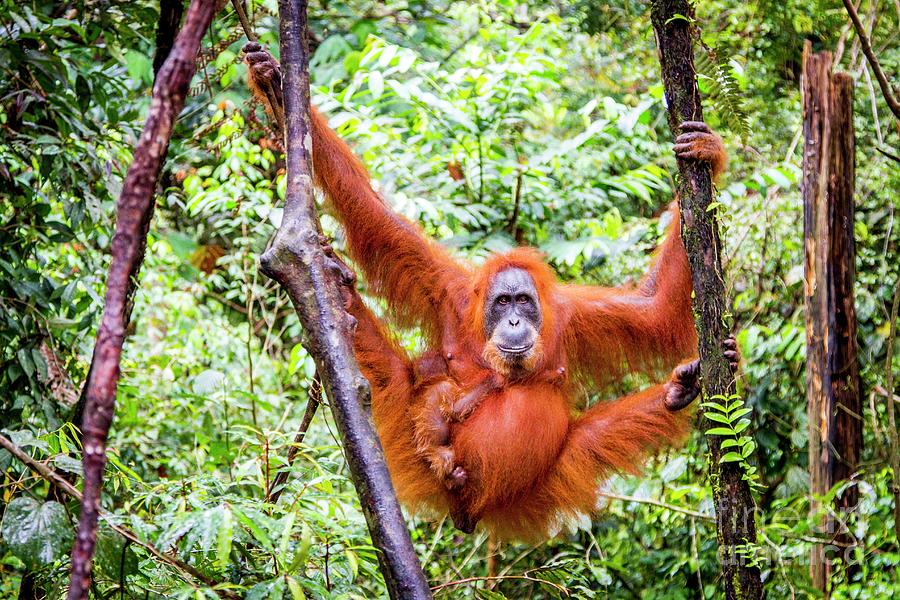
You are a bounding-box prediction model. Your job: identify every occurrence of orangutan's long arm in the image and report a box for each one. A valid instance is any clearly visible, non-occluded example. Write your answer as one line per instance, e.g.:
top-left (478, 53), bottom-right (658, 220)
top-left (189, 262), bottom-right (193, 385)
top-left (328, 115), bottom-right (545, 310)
top-left (560, 205), bottom-right (696, 384)
top-left (244, 43), bottom-right (469, 341)
top-left (561, 124), bottom-right (726, 384)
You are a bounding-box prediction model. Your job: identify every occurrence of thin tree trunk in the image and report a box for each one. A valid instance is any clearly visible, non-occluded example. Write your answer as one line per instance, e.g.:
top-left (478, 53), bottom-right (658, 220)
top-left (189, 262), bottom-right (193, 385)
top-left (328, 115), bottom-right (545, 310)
top-left (802, 41), bottom-right (862, 595)
top-left (649, 2), bottom-right (764, 599)
top-left (259, 0), bottom-right (432, 597)
top-left (71, 0), bottom-right (185, 434)
top-left (66, 2), bottom-right (218, 598)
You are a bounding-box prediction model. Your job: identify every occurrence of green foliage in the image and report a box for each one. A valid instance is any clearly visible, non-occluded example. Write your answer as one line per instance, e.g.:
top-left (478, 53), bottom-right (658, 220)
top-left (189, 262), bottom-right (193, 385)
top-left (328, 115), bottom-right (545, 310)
top-left (1, 0), bottom-right (898, 597)
top-left (702, 393), bottom-right (762, 487)
top-left (695, 46), bottom-right (752, 142)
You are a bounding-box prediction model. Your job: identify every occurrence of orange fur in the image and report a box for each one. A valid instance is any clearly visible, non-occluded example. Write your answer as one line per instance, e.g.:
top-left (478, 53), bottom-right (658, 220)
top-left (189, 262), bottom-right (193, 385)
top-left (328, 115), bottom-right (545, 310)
top-left (311, 109), bottom-right (702, 540)
top-left (245, 53), bottom-right (725, 541)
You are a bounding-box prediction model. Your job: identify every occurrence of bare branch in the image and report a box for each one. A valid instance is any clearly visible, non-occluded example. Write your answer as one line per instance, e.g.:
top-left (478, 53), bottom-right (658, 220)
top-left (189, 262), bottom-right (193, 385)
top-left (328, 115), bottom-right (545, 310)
top-left (882, 283), bottom-right (900, 542)
top-left (266, 373), bottom-right (322, 503)
top-left (597, 490), bottom-right (713, 521)
top-left (231, 0), bottom-right (258, 42)
top-left (841, 0), bottom-right (900, 121)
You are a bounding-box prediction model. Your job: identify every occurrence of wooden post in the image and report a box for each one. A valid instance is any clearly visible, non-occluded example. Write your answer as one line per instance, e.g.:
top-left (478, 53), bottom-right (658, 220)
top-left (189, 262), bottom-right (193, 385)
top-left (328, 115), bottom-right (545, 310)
top-left (649, 2), bottom-right (763, 598)
top-left (801, 40), bottom-right (862, 595)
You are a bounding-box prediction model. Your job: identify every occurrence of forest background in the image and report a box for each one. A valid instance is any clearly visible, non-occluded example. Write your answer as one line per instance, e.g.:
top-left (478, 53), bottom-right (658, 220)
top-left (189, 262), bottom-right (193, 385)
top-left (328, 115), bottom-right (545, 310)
top-left (1, 0), bottom-right (899, 597)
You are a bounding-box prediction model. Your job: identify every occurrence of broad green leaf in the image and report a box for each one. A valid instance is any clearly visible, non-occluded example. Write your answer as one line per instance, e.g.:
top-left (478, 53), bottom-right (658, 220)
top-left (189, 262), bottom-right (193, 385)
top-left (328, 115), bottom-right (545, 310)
top-left (279, 511), bottom-right (296, 558)
top-left (731, 407), bottom-right (752, 420)
top-left (286, 577), bottom-right (306, 600)
top-left (94, 526), bottom-right (140, 579)
top-left (1, 497), bottom-right (73, 568)
top-left (733, 419), bottom-right (751, 434)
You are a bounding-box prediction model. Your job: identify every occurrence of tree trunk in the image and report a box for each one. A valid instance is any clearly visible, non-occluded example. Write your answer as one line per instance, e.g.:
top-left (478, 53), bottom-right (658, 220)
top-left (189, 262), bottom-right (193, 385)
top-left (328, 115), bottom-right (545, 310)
top-left (259, 0), bottom-right (433, 597)
top-left (66, 2), bottom-right (218, 598)
top-left (801, 40), bottom-right (862, 595)
top-left (649, 2), bottom-right (764, 599)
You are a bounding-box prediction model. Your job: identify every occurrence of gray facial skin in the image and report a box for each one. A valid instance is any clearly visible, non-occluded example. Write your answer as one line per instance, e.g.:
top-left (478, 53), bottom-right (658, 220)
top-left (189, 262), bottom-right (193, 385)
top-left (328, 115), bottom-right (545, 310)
top-left (483, 268), bottom-right (542, 360)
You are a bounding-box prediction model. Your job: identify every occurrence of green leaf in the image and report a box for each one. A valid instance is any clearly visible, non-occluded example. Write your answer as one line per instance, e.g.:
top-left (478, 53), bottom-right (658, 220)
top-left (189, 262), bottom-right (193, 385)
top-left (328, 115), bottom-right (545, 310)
top-left (731, 407), bottom-right (752, 420)
top-left (192, 369), bottom-right (225, 395)
top-left (704, 412), bottom-right (731, 424)
top-left (286, 522), bottom-right (312, 574)
top-left (346, 548), bottom-right (359, 579)
top-left (94, 526), bottom-right (140, 579)
top-left (286, 577), bottom-right (306, 600)
top-left (234, 507), bottom-right (274, 551)
top-left (741, 441), bottom-right (756, 457)
top-left (721, 452), bottom-right (744, 463)
top-left (16, 348), bottom-right (34, 379)
top-left (368, 71), bottom-right (384, 100)
top-left (733, 419), bottom-right (751, 434)
top-left (660, 455), bottom-right (687, 482)
top-left (704, 427), bottom-right (735, 436)
top-left (124, 50), bottom-right (152, 84)
top-left (216, 505), bottom-right (233, 570)
top-left (1, 497), bottom-right (73, 568)
top-left (278, 511), bottom-right (296, 558)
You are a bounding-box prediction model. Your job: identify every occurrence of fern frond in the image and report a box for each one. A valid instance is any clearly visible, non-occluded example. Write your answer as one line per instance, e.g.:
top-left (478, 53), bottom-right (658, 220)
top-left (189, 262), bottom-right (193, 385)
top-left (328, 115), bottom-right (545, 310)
top-left (694, 46), bottom-right (751, 143)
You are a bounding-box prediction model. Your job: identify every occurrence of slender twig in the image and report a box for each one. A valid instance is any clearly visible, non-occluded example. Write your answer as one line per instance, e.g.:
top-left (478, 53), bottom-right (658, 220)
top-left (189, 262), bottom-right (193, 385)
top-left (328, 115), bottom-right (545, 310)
top-left (883, 282), bottom-right (900, 541)
top-left (875, 384), bottom-right (900, 403)
top-left (266, 373), bottom-right (322, 503)
top-left (840, 0), bottom-right (900, 121)
top-left (876, 146), bottom-right (900, 164)
top-left (863, 63), bottom-right (885, 144)
top-left (597, 490), bottom-right (713, 521)
top-left (506, 164), bottom-right (524, 240)
top-left (834, 0), bottom-right (863, 65)
top-left (441, 28), bottom-right (479, 66)
top-left (66, 2), bottom-right (219, 598)
top-left (0, 435), bottom-right (237, 599)
top-left (231, 0), bottom-right (257, 42)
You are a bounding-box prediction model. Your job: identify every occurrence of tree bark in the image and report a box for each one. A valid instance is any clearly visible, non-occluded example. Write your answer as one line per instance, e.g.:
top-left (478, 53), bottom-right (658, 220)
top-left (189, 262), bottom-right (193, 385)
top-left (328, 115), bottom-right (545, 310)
top-left (66, 2), bottom-right (218, 598)
top-left (259, 0), bottom-right (432, 598)
top-left (801, 40), bottom-right (862, 595)
top-left (649, 3), bottom-right (764, 599)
